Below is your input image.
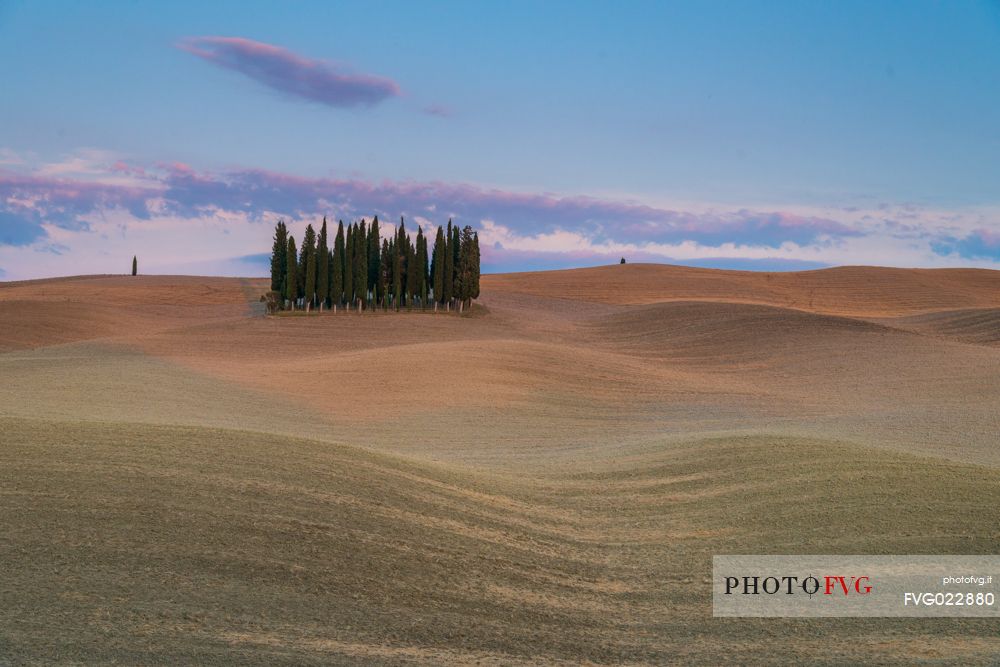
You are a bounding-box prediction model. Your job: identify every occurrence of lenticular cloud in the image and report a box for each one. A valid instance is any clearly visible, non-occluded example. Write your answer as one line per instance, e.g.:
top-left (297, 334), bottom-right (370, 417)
top-left (178, 36), bottom-right (401, 108)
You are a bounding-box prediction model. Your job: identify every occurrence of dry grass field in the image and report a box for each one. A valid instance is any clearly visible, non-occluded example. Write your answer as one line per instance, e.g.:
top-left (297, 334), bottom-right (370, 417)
top-left (2, 264), bottom-right (1000, 664)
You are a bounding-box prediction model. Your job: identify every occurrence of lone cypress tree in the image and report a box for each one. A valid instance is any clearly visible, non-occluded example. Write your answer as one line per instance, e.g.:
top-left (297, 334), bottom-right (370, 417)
top-left (285, 236), bottom-right (298, 308)
top-left (432, 226), bottom-right (445, 310)
top-left (131, 255), bottom-right (137, 276)
top-left (270, 220), bottom-right (287, 291)
top-left (442, 219), bottom-right (454, 310)
top-left (332, 221), bottom-right (345, 308)
top-left (317, 218), bottom-right (329, 309)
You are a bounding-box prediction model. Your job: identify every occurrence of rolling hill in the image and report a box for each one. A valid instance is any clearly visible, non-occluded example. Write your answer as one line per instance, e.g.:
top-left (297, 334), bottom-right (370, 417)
top-left (1, 264), bottom-right (999, 664)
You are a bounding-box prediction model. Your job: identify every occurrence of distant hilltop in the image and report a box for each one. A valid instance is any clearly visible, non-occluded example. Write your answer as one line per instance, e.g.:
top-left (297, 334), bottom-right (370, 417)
top-left (482, 263), bottom-right (1000, 318)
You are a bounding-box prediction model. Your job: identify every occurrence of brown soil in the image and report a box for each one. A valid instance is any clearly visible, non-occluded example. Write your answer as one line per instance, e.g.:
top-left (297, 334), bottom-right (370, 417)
top-left (2, 264), bottom-right (999, 665)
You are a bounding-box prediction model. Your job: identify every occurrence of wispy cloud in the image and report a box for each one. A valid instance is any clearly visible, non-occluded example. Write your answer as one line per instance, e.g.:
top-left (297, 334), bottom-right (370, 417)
top-left (177, 36), bottom-right (401, 109)
top-left (153, 166), bottom-right (862, 248)
top-left (1, 150), bottom-right (998, 279)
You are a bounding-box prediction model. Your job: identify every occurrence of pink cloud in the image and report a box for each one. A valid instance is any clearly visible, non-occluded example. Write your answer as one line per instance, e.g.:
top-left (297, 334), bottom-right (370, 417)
top-left (0, 168), bottom-right (159, 227)
top-left (111, 161), bottom-right (147, 177)
top-left (6, 156), bottom-right (1000, 278)
top-left (1, 160), bottom-right (867, 253)
top-left (973, 228), bottom-right (1000, 247)
top-left (177, 36), bottom-right (402, 108)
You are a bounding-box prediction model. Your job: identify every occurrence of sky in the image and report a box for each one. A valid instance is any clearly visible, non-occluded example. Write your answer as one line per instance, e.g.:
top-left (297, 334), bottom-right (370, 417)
top-left (1, 0), bottom-right (999, 279)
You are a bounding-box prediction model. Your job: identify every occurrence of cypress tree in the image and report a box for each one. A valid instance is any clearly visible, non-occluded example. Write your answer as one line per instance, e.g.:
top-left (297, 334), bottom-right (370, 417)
top-left (396, 218), bottom-right (407, 307)
top-left (285, 236), bottom-right (298, 308)
top-left (405, 238), bottom-right (418, 308)
top-left (388, 237), bottom-right (396, 308)
top-left (270, 220), bottom-right (287, 291)
top-left (300, 223), bottom-right (316, 305)
top-left (344, 223), bottom-right (354, 308)
top-left (332, 221), bottom-right (345, 307)
top-left (131, 255), bottom-right (137, 276)
top-left (379, 238), bottom-right (389, 309)
top-left (430, 229), bottom-right (438, 296)
top-left (456, 225), bottom-right (476, 311)
top-left (355, 220), bottom-right (368, 309)
top-left (422, 228), bottom-right (430, 286)
top-left (317, 218), bottom-right (329, 308)
top-left (471, 231), bottom-right (481, 300)
top-left (442, 219), bottom-right (454, 309)
top-left (451, 222), bottom-right (460, 301)
top-left (432, 226), bottom-right (445, 310)
top-left (305, 247), bottom-right (317, 309)
top-left (302, 237), bottom-right (317, 308)
top-left (417, 226), bottom-right (428, 309)
top-left (454, 228), bottom-right (466, 308)
top-left (327, 250), bottom-right (335, 306)
top-left (368, 216), bottom-right (380, 294)
top-left (392, 237), bottom-right (402, 312)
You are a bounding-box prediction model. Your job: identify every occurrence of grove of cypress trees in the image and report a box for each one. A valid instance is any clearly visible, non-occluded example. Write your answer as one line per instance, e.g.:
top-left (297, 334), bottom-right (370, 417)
top-left (333, 221), bottom-right (345, 308)
top-left (285, 236), bottom-right (298, 308)
top-left (270, 220), bottom-right (287, 292)
top-left (266, 216), bottom-right (480, 315)
top-left (317, 218), bottom-right (329, 309)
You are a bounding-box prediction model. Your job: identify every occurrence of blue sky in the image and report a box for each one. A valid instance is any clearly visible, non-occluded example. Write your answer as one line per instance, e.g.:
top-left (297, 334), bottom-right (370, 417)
top-left (1, 0), bottom-right (999, 278)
